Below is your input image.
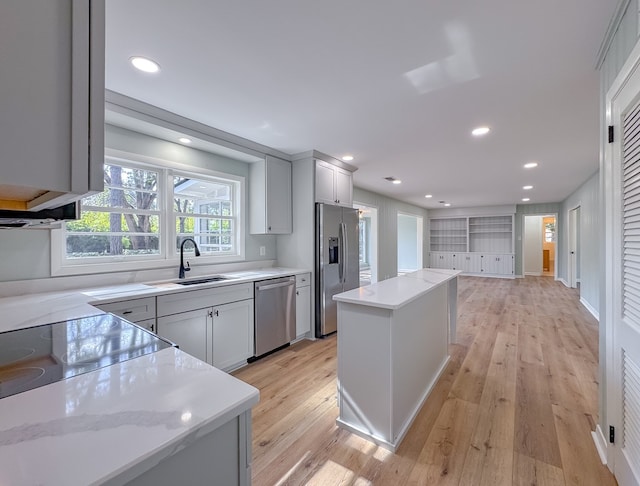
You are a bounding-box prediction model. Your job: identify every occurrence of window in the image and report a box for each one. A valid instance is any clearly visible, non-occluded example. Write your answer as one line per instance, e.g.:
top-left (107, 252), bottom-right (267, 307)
top-left (545, 221), bottom-right (556, 243)
top-left (66, 163), bottom-right (161, 259)
top-left (54, 156), bottom-right (243, 274)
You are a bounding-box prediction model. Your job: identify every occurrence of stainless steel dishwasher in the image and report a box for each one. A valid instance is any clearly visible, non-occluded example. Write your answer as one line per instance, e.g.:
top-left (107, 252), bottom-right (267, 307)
top-left (253, 276), bottom-right (296, 358)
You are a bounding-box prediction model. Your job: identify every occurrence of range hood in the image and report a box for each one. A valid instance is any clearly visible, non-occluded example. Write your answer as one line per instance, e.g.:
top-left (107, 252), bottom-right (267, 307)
top-left (0, 202), bottom-right (80, 229)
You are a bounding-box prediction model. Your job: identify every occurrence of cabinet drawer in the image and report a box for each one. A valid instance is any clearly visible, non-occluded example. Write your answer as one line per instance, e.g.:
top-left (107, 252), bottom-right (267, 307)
top-left (296, 273), bottom-right (311, 288)
top-left (157, 282), bottom-right (253, 317)
top-left (95, 297), bottom-right (156, 323)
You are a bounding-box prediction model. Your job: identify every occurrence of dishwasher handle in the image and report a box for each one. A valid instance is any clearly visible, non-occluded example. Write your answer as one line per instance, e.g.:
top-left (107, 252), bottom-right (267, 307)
top-left (255, 279), bottom-right (295, 291)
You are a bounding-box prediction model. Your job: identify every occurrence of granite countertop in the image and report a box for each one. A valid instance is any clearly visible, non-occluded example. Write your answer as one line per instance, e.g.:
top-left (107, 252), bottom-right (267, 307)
top-left (333, 268), bottom-right (461, 310)
top-left (0, 266), bottom-right (309, 485)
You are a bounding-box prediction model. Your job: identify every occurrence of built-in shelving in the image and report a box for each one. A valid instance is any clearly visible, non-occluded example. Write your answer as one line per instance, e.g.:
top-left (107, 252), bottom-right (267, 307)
top-left (429, 214), bottom-right (515, 277)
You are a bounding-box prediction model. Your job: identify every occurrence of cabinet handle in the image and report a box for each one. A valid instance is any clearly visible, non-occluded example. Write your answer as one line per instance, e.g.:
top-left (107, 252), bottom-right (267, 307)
top-left (214, 310), bottom-right (219, 317)
top-left (268, 226), bottom-right (272, 231)
top-left (296, 290), bottom-right (299, 295)
top-left (150, 324), bottom-right (155, 333)
top-left (122, 310), bottom-right (133, 315)
top-left (208, 310), bottom-right (213, 318)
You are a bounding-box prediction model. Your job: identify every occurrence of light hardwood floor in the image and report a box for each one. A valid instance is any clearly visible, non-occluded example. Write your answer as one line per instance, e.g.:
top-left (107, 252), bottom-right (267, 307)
top-left (233, 276), bottom-right (616, 485)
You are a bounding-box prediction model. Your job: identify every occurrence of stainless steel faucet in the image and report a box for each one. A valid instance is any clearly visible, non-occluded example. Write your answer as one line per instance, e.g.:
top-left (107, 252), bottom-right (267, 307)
top-left (179, 237), bottom-right (201, 279)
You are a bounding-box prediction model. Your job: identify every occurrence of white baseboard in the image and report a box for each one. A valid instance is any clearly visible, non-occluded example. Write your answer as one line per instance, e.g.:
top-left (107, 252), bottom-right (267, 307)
top-left (580, 297), bottom-right (600, 321)
top-left (592, 424), bottom-right (608, 465)
top-left (558, 278), bottom-right (570, 287)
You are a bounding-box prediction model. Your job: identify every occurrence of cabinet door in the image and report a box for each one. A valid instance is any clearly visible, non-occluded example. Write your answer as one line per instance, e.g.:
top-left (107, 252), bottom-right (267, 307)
top-left (212, 299), bottom-right (254, 371)
top-left (94, 296), bottom-right (156, 323)
top-left (136, 318), bottom-right (157, 333)
top-left (315, 161), bottom-right (336, 204)
top-left (335, 167), bottom-right (353, 207)
top-left (462, 253), bottom-right (482, 273)
top-left (157, 309), bottom-right (211, 364)
top-left (295, 285), bottom-right (311, 337)
top-left (0, 0), bottom-right (104, 210)
top-left (429, 252), bottom-right (443, 269)
top-left (265, 156), bottom-right (292, 233)
top-left (498, 254), bottom-right (514, 275)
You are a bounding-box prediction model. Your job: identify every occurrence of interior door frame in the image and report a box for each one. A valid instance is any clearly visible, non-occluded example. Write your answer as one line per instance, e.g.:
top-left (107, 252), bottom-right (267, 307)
top-left (604, 36), bottom-right (640, 484)
top-left (568, 205), bottom-right (580, 288)
top-left (521, 213), bottom-right (558, 279)
top-left (353, 201), bottom-right (379, 285)
top-left (396, 211), bottom-right (423, 274)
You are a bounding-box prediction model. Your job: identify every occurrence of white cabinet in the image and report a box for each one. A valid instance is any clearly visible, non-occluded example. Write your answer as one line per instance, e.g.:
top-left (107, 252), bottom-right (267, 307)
top-left (0, 0), bottom-right (104, 211)
top-left (315, 160), bottom-right (353, 207)
top-left (158, 309), bottom-right (210, 363)
top-left (212, 299), bottom-right (254, 370)
top-left (458, 253), bottom-right (482, 273)
top-left (429, 252), bottom-right (454, 269)
top-left (249, 155), bottom-right (292, 234)
top-left (481, 254), bottom-right (514, 275)
top-left (295, 273), bottom-right (311, 338)
top-left (156, 284), bottom-right (254, 371)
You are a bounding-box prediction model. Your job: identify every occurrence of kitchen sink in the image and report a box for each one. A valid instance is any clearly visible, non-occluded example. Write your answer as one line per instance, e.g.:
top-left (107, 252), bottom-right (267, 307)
top-left (175, 276), bottom-right (231, 286)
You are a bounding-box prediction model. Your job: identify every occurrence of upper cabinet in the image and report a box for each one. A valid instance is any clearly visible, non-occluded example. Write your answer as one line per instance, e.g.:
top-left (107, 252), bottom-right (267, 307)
top-left (0, 0), bottom-right (105, 211)
top-left (315, 160), bottom-right (353, 207)
top-left (249, 155), bottom-right (292, 234)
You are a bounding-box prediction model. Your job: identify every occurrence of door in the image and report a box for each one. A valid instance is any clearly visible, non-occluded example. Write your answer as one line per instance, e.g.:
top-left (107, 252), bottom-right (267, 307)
top-left (157, 309), bottom-right (211, 364)
top-left (607, 58), bottom-right (640, 485)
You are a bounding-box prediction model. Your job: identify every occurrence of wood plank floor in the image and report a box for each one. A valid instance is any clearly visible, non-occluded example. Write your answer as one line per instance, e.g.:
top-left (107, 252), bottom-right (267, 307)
top-left (233, 276), bottom-right (617, 486)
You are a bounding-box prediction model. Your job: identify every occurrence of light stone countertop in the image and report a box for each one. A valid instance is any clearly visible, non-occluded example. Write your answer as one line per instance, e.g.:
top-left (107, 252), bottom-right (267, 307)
top-left (0, 266), bottom-right (309, 485)
top-left (333, 268), bottom-right (461, 310)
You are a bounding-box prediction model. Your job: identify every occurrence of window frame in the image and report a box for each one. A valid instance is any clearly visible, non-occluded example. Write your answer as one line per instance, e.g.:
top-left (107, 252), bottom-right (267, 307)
top-left (51, 150), bottom-right (245, 277)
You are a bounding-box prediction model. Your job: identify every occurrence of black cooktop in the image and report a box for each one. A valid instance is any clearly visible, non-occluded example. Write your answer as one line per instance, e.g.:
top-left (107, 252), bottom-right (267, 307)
top-left (0, 314), bottom-right (173, 400)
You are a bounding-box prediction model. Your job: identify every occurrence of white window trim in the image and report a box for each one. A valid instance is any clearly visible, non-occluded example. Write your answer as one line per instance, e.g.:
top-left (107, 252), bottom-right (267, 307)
top-left (51, 149), bottom-right (245, 277)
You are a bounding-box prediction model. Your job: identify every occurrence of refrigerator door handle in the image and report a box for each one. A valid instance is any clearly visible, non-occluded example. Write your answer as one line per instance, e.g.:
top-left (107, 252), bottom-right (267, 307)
top-left (341, 222), bottom-right (348, 284)
top-left (338, 222), bottom-right (344, 283)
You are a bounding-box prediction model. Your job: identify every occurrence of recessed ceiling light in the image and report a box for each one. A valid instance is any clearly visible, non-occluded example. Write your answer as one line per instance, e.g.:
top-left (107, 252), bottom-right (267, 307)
top-left (444, 203), bottom-right (451, 207)
top-left (522, 198), bottom-right (530, 202)
top-left (178, 137), bottom-right (192, 144)
top-left (130, 56), bottom-right (160, 73)
top-left (392, 180), bottom-right (402, 185)
top-left (524, 162), bottom-right (538, 169)
top-left (472, 126), bottom-right (491, 137)
top-left (425, 194), bottom-right (433, 198)
top-left (523, 185), bottom-right (533, 190)
top-left (342, 155), bottom-right (354, 161)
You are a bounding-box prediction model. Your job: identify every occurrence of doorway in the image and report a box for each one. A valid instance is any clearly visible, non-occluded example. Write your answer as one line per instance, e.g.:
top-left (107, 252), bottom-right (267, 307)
top-left (354, 203), bottom-right (378, 286)
top-left (397, 212), bottom-right (423, 275)
top-left (523, 214), bottom-right (557, 278)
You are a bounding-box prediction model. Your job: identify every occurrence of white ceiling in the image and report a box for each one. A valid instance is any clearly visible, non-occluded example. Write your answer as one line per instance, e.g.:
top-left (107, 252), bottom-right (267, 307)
top-left (105, 0), bottom-right (618, 209)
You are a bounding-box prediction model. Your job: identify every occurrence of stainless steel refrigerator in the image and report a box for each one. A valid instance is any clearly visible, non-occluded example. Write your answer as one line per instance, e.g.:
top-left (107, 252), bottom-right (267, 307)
top-left (315, 203), bottom-right (360, 337)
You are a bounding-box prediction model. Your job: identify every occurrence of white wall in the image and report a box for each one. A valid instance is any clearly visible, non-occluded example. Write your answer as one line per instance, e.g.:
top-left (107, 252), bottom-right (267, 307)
top-left (560, 172), bottom-right (599, 311)
top-left (397, 213), bottom-right (420, 271)
top-left (353, 187), bottom-right (429, 280)
top-left (524, 215), bottom-right (543, 275)
top-left (0, 124), bottom-right (277, 282)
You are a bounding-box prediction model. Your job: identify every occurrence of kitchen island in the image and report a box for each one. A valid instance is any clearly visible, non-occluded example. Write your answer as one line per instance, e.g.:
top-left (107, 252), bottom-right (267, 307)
top-left (333, 268), bottom-right (460, 451)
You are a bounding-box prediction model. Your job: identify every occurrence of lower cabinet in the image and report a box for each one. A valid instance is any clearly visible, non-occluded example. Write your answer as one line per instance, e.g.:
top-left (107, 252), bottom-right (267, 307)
top-left (158, 308), bottom-right (210, 363)
top-left (156, 290), bottom-right (254, 372)
top-left (429, 252), bottom-right (514, 277)
top-left (295, 285), bottom-right (311, 338)
top-left (212, 300), bottom-right (254, 370)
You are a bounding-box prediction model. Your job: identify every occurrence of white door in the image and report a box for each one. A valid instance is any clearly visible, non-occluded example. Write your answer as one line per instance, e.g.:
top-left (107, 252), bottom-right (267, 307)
top-left (607, 46), bottom-right (640, 485)
top-left (568, 207), bottom-right (579, 288)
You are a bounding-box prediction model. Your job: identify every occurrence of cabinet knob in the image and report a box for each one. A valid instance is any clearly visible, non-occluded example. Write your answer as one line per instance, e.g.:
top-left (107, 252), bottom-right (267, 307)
top-left (296, 291), bottom-right (299, 295)
top-left (214, 309), bottom-right (219, 317)
top-left (268, 226), bottom-right (272, 231)
top-left (208, 310), bottom-right (213, 318)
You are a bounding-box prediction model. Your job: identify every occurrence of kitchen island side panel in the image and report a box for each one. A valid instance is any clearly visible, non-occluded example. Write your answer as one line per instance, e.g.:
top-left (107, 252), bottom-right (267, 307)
top-left (391, 283), bottom-right (449, 439)
top-left (337, 303), bottom-right (392, 443)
